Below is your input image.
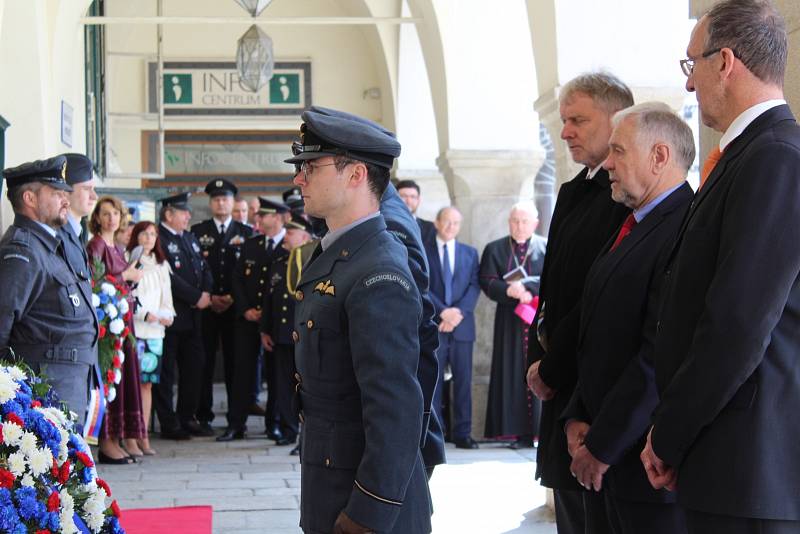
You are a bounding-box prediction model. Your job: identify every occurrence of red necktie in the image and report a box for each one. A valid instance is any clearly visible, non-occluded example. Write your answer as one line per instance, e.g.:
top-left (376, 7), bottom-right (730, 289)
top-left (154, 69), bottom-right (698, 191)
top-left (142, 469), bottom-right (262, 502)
top-left (699, 146), bottom-right (723, 190)
top-left (610, 213), bottom-right (637, 252)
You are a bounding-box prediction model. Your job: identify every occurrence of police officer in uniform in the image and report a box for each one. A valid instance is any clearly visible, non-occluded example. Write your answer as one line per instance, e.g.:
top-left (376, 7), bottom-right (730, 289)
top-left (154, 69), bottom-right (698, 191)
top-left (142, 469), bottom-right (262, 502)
top-left (219, 197), bottom-right (290, 441)
top-left (282, 186), bottom-right (305, 215)
top-left (191, 179), bottom-right (253, 431)
top-left (58, 153), bottom-right (96, 279)
top-left (259, 213), bottom-right (313, 450)
top-left (302, 106), bottom-right (446, 476)
top-left (0, 156), bottom-right (98, 423)
top-left (288, 109), bottom-right (431, 533)
top-left (154, 192), bottom-right (214, 439)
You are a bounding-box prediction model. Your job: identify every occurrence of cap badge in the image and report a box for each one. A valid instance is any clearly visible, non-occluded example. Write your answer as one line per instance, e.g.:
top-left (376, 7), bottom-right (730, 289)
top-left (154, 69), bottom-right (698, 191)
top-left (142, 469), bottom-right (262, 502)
top-left (61, 161), bottom-right (67, 179)
top-left (216, 180), bottom-right (223, 187)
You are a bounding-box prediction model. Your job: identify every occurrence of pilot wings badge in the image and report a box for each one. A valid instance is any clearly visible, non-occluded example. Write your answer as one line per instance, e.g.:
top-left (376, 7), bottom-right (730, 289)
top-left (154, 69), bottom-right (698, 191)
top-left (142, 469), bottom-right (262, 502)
top-left (313, 279), bottom-right (336, 297)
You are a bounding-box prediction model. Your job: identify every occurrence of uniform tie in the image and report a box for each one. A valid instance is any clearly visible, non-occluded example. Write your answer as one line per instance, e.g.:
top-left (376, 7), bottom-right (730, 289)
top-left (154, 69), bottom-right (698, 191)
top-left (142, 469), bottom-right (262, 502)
top-left (442, 242), bottom-right (453, 306)
top-left (699, 146), bottom-right (723, 190)
top-left (219, 223), bottom-right (226, 235)
top-left (266, 238), bottom-right (275, 253)
top-left (610, 214), bottom-right (637, 252)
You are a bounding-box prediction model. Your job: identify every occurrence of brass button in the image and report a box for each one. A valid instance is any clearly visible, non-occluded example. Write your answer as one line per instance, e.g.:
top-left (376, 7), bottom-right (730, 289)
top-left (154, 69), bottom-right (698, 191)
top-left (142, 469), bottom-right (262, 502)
top-left (324, 458), bottom-right (331, 467)
top-left (307, 320), bottom-right (314, 329)
top-left (283, 294), bottom-right (288, 299)
top-left (282, 306), bottom-right (287, 311)
top-left (256, 305), bottom-right (261, 310)
top-left (259, 280), bottom-right (265, 285)
top-left (281, 318), bottom-right (287, 324)
top-left (295, 290), bottom-right (304, 301)
top-left (292, 330), bottom-right (299, 342)
top-left (262, 266), bottom-right (267, 272)
top-left (294, 372), bottom-right (301, 381)
top-left (340, 249), bottom-right (349, 257)
top-left (257, 292), bottom-right (262, 297)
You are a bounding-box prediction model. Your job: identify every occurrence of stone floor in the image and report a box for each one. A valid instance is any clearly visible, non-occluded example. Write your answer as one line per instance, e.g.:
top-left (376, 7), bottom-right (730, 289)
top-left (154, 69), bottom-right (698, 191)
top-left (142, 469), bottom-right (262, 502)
top-left (97, 386), bottom-right (556, 533)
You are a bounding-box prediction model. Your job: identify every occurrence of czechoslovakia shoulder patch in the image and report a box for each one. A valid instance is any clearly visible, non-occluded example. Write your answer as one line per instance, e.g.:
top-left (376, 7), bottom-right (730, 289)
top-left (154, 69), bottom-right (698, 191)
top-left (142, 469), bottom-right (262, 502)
top-left (364, 272), bottom-right (411, 291)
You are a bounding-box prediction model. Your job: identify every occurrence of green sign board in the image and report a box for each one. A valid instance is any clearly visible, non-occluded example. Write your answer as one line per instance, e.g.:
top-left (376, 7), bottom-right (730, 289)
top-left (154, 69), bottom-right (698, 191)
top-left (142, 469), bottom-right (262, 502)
top-left (269, 74), bottom-right (301, 105)
top-left (164, 74), bottom-right (193, 104)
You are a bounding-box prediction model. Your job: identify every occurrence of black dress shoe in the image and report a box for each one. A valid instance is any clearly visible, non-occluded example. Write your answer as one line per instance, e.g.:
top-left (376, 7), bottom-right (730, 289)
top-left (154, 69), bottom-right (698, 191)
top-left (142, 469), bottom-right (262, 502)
top-left (265, 424), bottom-right (283, 441)
top-left (160, 427), bottom-right (191, 440)
top-left (289, 444), bottom-right (301, 456)
top-left (453, 436), bottom-right (479, 449)
top-left (507, 437), bottom-right (535, 450)
top-left (216, 428), bottom-right (246, 442)
top-left (98, 451), bottom-right (135, 465)
top-left (274, 436), bottom-right (296, 446)
top-left (181, 420), bottom-right (216, 437)
top-left (198, 421), bottom-right (214, 434)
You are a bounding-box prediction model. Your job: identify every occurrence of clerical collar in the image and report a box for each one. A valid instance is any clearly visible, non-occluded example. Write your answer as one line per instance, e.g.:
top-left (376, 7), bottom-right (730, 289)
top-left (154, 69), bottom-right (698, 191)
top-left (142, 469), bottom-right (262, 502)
top-left (321, 212), bottom-right (380, 251)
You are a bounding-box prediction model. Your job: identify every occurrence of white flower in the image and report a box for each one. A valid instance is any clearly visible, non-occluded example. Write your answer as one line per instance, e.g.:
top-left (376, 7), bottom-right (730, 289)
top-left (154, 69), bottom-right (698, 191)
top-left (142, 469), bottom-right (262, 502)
top-left (20, 474), bottom-right (35, 487)
top-left (60, 489), bottom-right (77, 534)
top-left (113, 368), bottom-right (122, 384)
top-left (19, 431), bottom-right (39, 456)
top-left (101, 282), bottom-right (116, 296)
top-left (7, 451), bottom-right (27, 477)
top-left (6, 366), bottom-right (26, 382)
top-left (117, 350), bottom-right (125, 365)
top-left (29, 447), bottom-right (52, 476)
top-left (109, 317), bottom-right (125, 335)
top-left (118, 298), bottom-right (129, 315)
top-left (0, 370), bottom-right (20, 404)
top-left (107, 386), bottom-right (117, 403)
top-left (91, 293), bottom-right (101, 308)
top-left (104, 303), bottom-right (118, 319)
top-left (2, 421), bottom-right (23, 445)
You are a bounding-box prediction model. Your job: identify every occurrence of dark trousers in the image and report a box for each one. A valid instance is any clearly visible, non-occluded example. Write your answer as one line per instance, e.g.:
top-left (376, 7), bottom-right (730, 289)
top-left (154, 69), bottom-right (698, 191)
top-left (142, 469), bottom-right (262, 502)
top-left (686, 509), bottom-right (800, 534)
top-left (432, 333), bottom-right (473, 439)
top-left (228, 319), bottom-right (262, 429)
top-left (264, 344), bottom-right (278, 428)
top-left (604, 492), bottom-right (686, 534)
top-left (197, 306), bottom-right (235, 423)
top-left (154, 327), bottom-right (204, 431)
top-left (554, 488), bottom-right (610, 534)
top-left (271, 343), bottom-right (299, 439)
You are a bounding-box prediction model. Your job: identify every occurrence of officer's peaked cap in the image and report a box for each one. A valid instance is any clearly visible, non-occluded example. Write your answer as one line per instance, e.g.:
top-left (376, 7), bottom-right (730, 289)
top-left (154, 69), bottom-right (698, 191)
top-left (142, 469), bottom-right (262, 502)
top-left (205, 178), bottom-right (238, 197)
top-left (62, 153), bottom-right (94, 186)
top-left (3, 155), bottom-right (73, 192)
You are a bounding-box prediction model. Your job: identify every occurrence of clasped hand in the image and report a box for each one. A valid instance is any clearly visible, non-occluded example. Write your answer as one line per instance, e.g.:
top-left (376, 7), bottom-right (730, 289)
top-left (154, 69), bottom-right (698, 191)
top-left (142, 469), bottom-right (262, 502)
top-left (640, 427), bottom-right (677, 491)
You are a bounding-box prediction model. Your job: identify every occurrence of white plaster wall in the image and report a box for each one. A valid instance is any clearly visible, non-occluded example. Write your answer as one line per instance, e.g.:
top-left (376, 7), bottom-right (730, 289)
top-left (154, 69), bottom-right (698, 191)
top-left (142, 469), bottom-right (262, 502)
top-left (0, 0), bottom-right (92, 230)
top-left (104, 0), bottom-right (391, 179)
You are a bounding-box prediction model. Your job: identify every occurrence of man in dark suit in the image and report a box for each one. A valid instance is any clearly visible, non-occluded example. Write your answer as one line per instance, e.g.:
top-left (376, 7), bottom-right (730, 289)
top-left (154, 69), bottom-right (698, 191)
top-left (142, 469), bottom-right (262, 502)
top-left (191, 179), bottom-right (253, 433)
top-left (525, 72), bottom-right (633, 534)
top-left (219, 197), bottom-right (290, 442)
top-left (397, 179), bottom-right (436, 245)
top-left (155, 193), bottom-right (214, 439)
top-left (425, 206), bottom-right (480, 450)
top-left (641, 3), bottom-right (800, 533)
top-left (562, 103), bottom-right (694, 534)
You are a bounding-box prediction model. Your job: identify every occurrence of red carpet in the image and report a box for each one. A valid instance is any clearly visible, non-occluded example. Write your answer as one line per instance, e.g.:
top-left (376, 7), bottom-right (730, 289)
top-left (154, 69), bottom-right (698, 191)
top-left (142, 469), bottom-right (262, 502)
top-left (120, 505), bottom-right (212, 533)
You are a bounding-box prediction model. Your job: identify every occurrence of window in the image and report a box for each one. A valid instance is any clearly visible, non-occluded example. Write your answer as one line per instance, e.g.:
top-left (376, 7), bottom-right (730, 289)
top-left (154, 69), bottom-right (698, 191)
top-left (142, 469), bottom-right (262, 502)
top-left (84, 0), bottom-right (106, 176)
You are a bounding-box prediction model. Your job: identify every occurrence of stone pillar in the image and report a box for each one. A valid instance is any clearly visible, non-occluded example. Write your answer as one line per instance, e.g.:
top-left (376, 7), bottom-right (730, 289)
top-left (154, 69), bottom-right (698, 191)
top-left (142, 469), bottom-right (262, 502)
top-left (436, 148), bottom-right (545, 437)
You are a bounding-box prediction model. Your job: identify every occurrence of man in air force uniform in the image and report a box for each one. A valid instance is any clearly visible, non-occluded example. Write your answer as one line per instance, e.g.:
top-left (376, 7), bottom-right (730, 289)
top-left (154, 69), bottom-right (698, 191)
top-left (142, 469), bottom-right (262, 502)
top-left (288, 109), bottom-right (431, 533)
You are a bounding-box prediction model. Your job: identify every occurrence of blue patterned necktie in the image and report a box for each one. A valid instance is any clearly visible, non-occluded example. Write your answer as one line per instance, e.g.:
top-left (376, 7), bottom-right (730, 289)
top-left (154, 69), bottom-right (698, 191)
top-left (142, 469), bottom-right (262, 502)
top-left (442, 242), bottom-right (453, 306)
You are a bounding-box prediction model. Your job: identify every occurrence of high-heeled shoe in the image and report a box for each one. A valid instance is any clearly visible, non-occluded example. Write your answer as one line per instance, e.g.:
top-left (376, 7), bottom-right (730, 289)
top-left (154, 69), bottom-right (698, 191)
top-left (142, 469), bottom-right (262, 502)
top-left (122, 440), bottom-right (144, 458)
top-left (98, 451), bottom-right (136, 465)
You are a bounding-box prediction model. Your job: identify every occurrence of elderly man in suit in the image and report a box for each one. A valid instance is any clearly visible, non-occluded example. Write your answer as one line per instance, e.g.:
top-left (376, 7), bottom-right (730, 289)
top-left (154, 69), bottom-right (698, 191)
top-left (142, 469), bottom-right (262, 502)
top-left (425, 206), bottom-right (480, 450)
top-left (526, 72), bottom-right (633, 534)
top-left (562, 102), bottom-right (694, 534)
top-left (641, 2), bottom-right (800, 533)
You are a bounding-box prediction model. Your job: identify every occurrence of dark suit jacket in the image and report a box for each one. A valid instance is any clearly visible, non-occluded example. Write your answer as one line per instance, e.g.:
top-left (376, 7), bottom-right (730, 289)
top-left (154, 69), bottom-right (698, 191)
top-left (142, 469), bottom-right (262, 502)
top-left (425, 239), bottom-right (480, 342)
top-left (562, 182), bottom-right (692, 504)
top-left (417, 217), bottom-right (436, 246)
top-left (528, 168), bottom-right (630, 490)
top-left (159, 224), bottom-right (213, 332)
top-left (651, 104), bottom-right (800, 520)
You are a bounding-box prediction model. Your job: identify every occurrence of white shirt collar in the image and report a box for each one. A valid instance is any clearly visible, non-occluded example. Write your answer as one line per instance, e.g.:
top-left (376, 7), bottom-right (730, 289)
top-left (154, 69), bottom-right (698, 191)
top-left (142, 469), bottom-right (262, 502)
top-left (586, 163), bottom-right (604, 180)
top-left (67, 213), bottom-right (82, 237)
top-left (160, 222), bottom-right (180, 236)
top-left (213, 216), bottom-right (232, 230)
top-left (265, 227), bottom-right (286, 246)
top-left (720, 99), bottom-right (786, 151)
top-left (435, 236), bottom-right (455, 250)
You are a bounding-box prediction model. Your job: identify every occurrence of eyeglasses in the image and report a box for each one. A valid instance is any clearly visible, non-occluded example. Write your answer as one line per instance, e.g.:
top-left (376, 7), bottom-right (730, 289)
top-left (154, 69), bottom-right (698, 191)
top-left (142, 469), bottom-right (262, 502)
top-left (680, 47), bottom-right (738, 77)
top-left (300, 161), bottom-right (337, 180)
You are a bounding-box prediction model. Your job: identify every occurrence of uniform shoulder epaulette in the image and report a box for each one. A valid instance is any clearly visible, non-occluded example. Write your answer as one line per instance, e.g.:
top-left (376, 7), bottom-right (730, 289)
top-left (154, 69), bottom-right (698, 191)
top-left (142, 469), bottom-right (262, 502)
top-left (9, 226), bottom-right (31, 247)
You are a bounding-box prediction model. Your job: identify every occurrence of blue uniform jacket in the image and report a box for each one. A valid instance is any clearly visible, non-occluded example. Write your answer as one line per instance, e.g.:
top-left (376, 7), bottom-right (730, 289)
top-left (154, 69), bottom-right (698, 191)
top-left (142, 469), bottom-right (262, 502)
top-left (294, 215), bottom-right (430, 533)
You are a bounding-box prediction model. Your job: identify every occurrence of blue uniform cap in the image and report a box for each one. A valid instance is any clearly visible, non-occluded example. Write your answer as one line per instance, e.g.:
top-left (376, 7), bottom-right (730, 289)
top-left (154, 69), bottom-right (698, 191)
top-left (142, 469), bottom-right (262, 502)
top-left (285, 108), bottom-right (401, 169)
top-left (3, 155), bottom-right (73, 192)
top-left (204, 178), bottom-right (238, 197)
top-left (259, 197), bottom-right (290, 214)
top-left (160, 192), bottom-right (192, 211)
top-left (61, 153), bottom-right (94, 185)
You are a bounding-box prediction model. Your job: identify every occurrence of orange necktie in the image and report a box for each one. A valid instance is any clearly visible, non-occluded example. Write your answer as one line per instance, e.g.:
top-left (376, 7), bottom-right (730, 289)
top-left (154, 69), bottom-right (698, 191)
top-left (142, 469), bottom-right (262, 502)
top-left (699, 146), bottom-right (723, 190)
